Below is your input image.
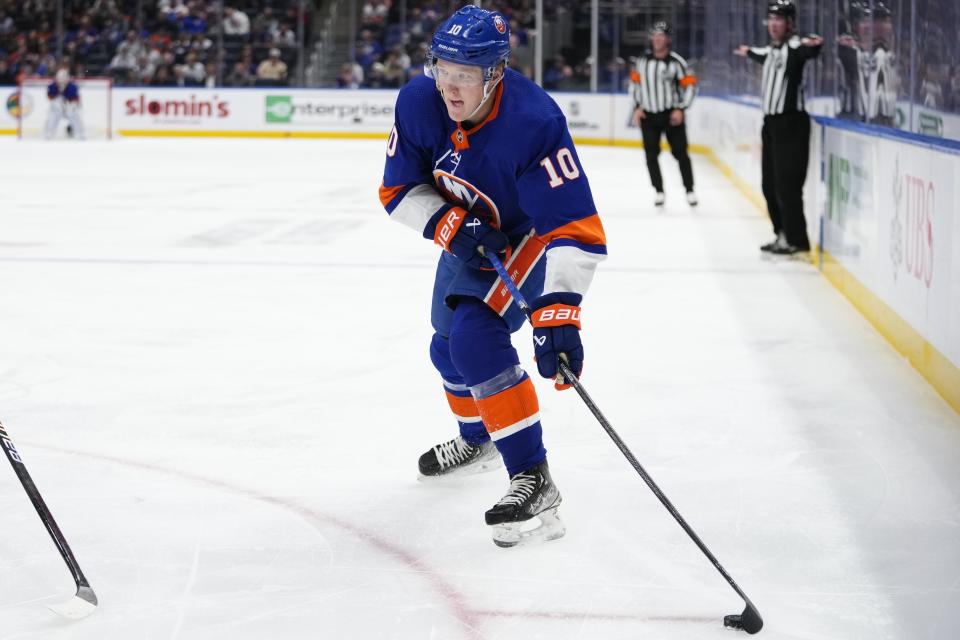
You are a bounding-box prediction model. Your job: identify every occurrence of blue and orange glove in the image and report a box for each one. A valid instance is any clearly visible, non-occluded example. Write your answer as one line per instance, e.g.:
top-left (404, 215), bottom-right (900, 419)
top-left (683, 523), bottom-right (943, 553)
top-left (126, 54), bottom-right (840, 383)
top-left (424, 205), bottom-right (509, 269)
top-left (530, 292), bottom-right (583, 390)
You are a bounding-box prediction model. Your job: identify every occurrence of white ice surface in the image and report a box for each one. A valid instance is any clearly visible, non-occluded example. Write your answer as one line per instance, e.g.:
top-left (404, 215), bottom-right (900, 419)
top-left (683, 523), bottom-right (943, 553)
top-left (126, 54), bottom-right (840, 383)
top-left (0, 138), bottom-right (958, 640)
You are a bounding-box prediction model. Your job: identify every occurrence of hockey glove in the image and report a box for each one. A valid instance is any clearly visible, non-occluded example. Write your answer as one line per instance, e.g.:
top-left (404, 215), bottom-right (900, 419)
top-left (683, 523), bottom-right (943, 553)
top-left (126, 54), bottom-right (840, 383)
top-left (530, 292), bottom-right (583, 391)
top-left (424, 205), bottom-right (509, 270)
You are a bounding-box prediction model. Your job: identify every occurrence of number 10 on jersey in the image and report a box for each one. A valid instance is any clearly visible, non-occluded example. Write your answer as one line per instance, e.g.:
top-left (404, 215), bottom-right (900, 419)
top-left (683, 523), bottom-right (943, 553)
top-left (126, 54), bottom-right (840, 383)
top-left (539, 148), bottom-right (581, 188)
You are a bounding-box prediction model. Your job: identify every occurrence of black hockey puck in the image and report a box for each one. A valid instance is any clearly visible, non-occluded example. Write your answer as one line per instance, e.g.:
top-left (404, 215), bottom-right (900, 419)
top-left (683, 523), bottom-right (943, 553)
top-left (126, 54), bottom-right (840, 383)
top-left (725, 604), bottom-right (764, 634)
top-left (724, 614), bottom-right (744, 629)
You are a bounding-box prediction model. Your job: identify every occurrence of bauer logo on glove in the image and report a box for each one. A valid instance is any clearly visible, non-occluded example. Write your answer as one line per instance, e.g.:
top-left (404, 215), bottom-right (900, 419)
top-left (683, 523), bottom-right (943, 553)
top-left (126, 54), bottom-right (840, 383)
top-left (425, 204), bottom-right (510, 270)
top-left (530, 292), bottom-right (584, 390)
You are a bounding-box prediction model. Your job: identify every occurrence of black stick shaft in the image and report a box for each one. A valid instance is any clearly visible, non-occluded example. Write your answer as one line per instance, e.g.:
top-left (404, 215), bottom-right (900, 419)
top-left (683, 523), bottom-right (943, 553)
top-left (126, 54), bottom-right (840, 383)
top-left (484, 250), bottom-right (760, 623)
top-left (557, 360), bottom-right (758, 612)
top-left (0, 420), bottom-right (92, 592)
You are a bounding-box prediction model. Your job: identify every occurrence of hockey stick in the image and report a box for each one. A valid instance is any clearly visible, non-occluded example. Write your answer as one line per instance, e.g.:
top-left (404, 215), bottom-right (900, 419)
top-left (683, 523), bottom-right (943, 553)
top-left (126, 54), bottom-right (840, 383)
top-left (0, 419), bottom-right (98, 619)
top-left (483, 250), bottom-right (763, 634)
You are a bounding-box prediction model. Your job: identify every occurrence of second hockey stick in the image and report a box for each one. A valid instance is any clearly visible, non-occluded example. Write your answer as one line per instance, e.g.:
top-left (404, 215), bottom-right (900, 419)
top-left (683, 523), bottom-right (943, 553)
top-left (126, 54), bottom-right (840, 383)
top-left (0, 419), bottom-right (98, 619)
top-left (483, 250), bottom-right (763, 635)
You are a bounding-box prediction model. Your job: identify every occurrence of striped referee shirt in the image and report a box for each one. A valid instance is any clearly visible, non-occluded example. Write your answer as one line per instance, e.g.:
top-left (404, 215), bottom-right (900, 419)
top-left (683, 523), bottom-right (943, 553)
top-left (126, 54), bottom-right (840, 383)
top-left (746, 35), bottom-right (821, 115)
top-left (630, 50), bottom-right (697, 114)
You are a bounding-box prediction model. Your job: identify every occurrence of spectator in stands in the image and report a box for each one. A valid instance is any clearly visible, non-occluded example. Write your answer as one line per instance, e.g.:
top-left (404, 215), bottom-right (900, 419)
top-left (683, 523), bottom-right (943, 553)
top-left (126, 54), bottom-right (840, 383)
top-left (204, 60), bottom-right (219, 87)
top-left (101, 18), bottom-right (126, 49)
top-left (189, 33), bottom-right (213, 56)
top-left (920, 65), bottom-right (943, 109)
top-left (89, 0), bottom-right (120, 24)
top-left (362, 0), bottom-right (390, 31)
top-left (225, 60), bottom-right (253, 86)
top-left (151, 63), bottom-right (175, 86)
top-left (223, 6), bottom-right (250, 38)
top-left (65, 14), bottom-right (99, 59)
top-left (0, 11), bottom-right (15, 39)
top-left (273, 21), bottom-right (297, 48)
top-left (172, 63), bottom-right (189, 86)
top-left (36, 52), bottom-right (58, 77)
top-left (256, 47), bottom-right (287, 85)
top-left (0, 59), bottom-right (15, 85)
top-left (15, 61), bottom-right (36, 85)
top-left (238, 45), bottom-right (255, 74)
top-left (110, 30), bottom-right (144, 77)
top-left (508, 33), bottom-right (533, 79)
top-left (7, 41), bottom-right (31, 74)
top-left (382, 49), bottom-right (407, 88)
top-left (336, 61), bottom-right (361, 89)
top-left (180, 4), bottom-right (207, 35)
top-left (140, 42), bottom-right (164, 81)
top-left (355, 28), bottom-right (382, 71)
top-left (543, 55), bottom-right (573, 90)
top-left (177, 51), bottom-right (205, 85)
top-left (365, 60), bottom-right (386, 87)
top-left (158, 0), bottom-right (190, 20)
top-left (252, 7), bottom-right (278, 43)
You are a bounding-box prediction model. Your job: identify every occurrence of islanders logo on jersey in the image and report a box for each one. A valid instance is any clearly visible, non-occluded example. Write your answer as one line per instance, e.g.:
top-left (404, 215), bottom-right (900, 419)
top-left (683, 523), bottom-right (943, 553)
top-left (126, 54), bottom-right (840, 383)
top-left (433, 169), bottom-right (502, 228)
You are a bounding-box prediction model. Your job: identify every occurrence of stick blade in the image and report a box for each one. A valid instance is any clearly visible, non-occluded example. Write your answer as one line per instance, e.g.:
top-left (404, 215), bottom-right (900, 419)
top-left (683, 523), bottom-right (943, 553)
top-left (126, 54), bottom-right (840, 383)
top-left (723, 602), bottom-right (763, 634)
top-left (47, 585), bottom-right (98, 619)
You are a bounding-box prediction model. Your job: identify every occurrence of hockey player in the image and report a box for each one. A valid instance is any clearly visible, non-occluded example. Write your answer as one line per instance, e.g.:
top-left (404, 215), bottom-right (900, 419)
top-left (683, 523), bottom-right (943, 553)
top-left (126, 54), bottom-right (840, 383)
top-left (629, 21), bottom-right (698, 207)
top-left (735, 0), bottom-right (822, 256)
top-left (44, 69), bottom-right (85, 140)
top-left (379, 5), bottom-right (606, 547)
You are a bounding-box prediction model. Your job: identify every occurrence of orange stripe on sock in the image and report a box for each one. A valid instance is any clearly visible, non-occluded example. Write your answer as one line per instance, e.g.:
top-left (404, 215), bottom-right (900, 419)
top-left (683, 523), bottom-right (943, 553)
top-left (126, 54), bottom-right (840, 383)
top-left (475, 377), bottom-right (539, 435)
top-left (446, 390), bottom-right (480, 420)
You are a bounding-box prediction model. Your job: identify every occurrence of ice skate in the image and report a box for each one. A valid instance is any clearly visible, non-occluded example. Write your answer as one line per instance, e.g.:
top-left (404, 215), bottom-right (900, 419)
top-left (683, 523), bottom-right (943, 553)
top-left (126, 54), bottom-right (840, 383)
top-left (654, 192), bottom-right (666, 207)
top-left (418, 436), bottom-right (501, 479)
top-left (766, 235), bottom-right (810, 260)
top-left (760, 232), bottom-right (785, 253)
top-left (485, 460), bottom-right (565, 548)
top-left (686, 190), bottom-right (698, 206)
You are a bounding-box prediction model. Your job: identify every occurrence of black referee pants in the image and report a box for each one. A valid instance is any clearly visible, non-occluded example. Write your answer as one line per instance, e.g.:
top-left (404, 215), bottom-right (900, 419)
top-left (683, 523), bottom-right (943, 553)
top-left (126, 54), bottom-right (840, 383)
top-left (640, 111), bottom-right (694, 193)
top-left (761, 112), bottom-right (811, 249)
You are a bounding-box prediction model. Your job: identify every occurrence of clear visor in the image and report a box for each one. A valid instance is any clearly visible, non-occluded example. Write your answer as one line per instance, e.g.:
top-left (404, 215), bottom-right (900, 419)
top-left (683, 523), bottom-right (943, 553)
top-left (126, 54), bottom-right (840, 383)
top-left (432, 61), bottom-right (486, 88)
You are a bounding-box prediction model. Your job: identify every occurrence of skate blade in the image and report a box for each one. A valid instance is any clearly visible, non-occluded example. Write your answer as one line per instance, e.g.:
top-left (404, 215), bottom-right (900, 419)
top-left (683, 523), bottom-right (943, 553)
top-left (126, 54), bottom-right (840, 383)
top-left (418, 453), bottom-right (503, 481)
top-left (761, 251), bottom-right (811, 263)
top-left (491, 507), bottom-right (565, 548)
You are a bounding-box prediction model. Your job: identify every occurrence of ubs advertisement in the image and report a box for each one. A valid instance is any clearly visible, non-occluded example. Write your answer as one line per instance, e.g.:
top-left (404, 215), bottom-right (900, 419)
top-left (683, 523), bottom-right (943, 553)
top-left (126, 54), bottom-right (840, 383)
top-left (823, 124), bottom-right (959, 368)
top-left (874, 138), bottom-right (957, 366)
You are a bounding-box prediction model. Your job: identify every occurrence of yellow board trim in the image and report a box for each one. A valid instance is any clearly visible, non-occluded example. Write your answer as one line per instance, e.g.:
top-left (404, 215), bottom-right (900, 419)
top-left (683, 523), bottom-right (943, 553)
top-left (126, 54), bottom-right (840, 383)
top-left (821, 251), bottom-right (960, 413)
top-left (0, 128), bottom-right (16, 135)
top-left (699, 142), bottom-right (958, 414)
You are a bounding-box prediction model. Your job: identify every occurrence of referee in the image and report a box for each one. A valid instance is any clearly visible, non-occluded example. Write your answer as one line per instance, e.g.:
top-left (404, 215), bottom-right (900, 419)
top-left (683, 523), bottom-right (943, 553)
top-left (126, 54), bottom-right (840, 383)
top-left (630, 21), bottom-right (698, 207)
top-left (735, 0), bottom-right (822, 255)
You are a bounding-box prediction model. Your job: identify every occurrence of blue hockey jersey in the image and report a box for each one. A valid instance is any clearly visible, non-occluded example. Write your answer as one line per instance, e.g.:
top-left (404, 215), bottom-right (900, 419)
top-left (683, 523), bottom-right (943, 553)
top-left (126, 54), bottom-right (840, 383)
top-left (380, 69), bottom-right (606, 301)
top-left (47, 81), bottom-right (80, 102)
